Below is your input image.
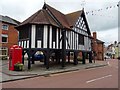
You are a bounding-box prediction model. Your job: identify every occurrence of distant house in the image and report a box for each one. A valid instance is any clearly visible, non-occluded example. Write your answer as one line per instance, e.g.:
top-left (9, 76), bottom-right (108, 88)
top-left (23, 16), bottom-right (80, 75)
top-left (106, 41), bottom-right (119, 59)
top-left (92, 32), bottom-right (104, 60)
top-left (0, 15), bottom-right (20, 58)
top-left (16, 3), bottom-right (92, 69)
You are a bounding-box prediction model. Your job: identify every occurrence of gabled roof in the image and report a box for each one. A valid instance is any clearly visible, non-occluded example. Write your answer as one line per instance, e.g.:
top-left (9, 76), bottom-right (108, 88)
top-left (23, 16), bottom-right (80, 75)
top-left (96, 39), bottom-right (104, 44)
top-left (0, 15), bottom-right (20, 25)
top-left (43, 4), bottom-right (70, 29)
top-left (66, 10), bottom-right (83, 27)
top-left (17, 3), bottom-right (91, 35)
top-left (20, 9), bottom-right (59, 27)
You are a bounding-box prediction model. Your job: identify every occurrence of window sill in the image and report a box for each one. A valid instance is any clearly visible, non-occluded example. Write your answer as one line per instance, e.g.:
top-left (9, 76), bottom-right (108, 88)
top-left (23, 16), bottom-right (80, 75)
top-left (2, 29), bottom-right (8, 31)
top-left (2, 42), bottom-right (8, 44)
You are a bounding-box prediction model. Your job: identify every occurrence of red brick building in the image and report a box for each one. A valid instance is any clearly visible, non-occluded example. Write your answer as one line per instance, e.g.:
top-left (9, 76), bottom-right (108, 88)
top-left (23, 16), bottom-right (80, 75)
top-left (0, 15), bottom-right (20, 57)
top-left (92, 32), bottom-right (104, 60)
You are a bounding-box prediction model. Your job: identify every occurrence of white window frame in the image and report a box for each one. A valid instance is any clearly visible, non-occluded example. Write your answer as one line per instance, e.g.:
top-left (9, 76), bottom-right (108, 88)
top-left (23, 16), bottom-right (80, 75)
top-left (2, 24), bottom-right (9, 30)
top-left (0, 47), bottom-right (8, 57)
top-left (2, 34), bottom-right (8, 43)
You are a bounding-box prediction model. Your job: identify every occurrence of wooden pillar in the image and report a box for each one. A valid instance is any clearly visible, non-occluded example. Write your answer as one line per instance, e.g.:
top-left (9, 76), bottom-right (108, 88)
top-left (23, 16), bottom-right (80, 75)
top-left (74, 52), bottom-right (78, 65)
top-left (82, 52), bottom-right (86, 64)
top-left (46, 50), bottom-right (50, 69)
top-left (68, 52), bottom-right (70, 63)
top-left (61, 29), bottom-right (66, 67)
top-left (55, 51), bottom-right (59, 64)
top-left (31, 51), bottom-right (35, 64)
top-left (32, 59), bottom-right (35, 64)
top-left (28, 25), bottom-right (32, 69)
top-left (57, 51), bottom-right (61, 64)
top-left (28, 52), bottom-right (32, 69)
top-left (89, 52), bottom-right (92, 63)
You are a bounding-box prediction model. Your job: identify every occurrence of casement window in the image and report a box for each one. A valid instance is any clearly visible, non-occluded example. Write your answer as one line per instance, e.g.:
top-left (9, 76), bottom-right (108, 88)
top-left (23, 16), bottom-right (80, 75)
top-left (52, 27), bottom-right (56, 42)
top-left (2, 34), bottom-right (8, 43)
top-left (2, 24), bottom-right (9, 30)
top-left (36, 25), bottom-right (44, 40)
top-left (78, 34), bottom-right (84, 45)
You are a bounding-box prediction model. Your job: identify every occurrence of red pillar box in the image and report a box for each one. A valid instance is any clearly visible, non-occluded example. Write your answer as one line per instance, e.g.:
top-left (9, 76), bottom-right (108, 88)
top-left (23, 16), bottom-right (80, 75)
top-left (9, 45), bottom-right (22, 71)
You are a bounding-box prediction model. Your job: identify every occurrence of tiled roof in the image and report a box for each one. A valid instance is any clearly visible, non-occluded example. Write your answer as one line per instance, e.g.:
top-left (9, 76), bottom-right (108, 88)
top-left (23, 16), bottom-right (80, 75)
top-left (44, 4), bottom-right (70, 29)
top-left (66, 10), bottom-right (83, 27)
top-left (19, 4), bottom-right (70, 29)
top-left (0, 15), bottom-right (20, 25)
top-left (20, 9), bottom-right (59, 27)
top-left (17, 3), bottom-right (90, 34)
top-left (96, 39), bottom-right (104, 43)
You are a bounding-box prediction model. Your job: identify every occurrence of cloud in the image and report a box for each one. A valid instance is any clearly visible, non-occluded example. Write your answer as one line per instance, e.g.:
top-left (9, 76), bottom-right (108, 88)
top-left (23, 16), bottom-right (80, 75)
top-left (86, 2), bottom-right (118, 32)
top-left (95, 27), bottom-right (118, 46)
top-left (1, 0), bottom-right (44, 22)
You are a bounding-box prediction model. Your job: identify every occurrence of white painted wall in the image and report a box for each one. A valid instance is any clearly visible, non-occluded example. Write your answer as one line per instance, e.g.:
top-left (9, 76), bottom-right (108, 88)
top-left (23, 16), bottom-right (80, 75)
top-left (37, 40), bottom-right (41, 48)
top-left (18, 41), bottom-right (20, 46)
top-left (56, 28), bottom-right (59, 49)
top-left (43, 25), bottom-right (48, 48)
top-left (27, 40), bottom-right (29, 48)
top-left (70, 31), bottom-right (72, 49)
top-left (21, 41), bottom-right (23, 48)
top-left (73, 32), bottom-right (74, 50)
top-left (31, 25), bottom-right (36, 48)
top-left (24, 41), bottom-right (26, 48)
top-left (49, 26), bottom-right (52, 48)
top-left (53, 42), bottom-right (55, 48)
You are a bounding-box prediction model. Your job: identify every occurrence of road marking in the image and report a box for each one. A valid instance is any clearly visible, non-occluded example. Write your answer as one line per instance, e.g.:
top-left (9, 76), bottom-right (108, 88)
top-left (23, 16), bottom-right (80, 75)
top-left (86, 75), bottom-right (112, 83)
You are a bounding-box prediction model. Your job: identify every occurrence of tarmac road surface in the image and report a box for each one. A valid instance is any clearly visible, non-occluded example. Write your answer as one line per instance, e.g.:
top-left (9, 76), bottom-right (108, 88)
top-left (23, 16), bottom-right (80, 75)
top-left (2, 59), bottom-right (118, 88)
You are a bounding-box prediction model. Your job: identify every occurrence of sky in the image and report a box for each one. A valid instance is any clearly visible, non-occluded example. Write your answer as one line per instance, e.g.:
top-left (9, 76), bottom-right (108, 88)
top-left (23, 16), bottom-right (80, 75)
top-left (0, 0), bottom-right (119, 46)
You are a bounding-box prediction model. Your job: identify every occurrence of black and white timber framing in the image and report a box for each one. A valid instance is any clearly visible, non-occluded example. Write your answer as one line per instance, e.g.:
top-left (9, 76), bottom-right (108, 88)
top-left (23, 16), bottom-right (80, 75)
top-left (16, 3), bottom-right (93, 69)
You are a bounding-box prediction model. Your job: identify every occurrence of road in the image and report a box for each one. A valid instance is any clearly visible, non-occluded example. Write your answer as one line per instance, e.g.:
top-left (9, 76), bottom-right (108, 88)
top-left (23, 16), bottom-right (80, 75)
top-left (2, 59), bottom-right (118, 88)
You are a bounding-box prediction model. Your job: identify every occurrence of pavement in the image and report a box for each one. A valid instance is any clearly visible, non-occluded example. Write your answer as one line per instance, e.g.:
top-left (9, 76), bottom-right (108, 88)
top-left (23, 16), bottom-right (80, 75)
top-left (1, 59), bottom-right (108, 83)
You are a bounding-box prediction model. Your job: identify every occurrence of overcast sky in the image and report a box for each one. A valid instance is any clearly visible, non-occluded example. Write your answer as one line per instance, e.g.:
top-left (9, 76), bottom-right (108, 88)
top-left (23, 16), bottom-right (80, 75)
top-left (0, 0), bottom-right (119, 46)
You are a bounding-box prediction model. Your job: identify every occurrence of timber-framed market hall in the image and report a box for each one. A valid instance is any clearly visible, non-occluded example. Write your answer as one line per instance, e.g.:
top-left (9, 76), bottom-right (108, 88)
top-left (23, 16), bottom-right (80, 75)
top-left (16, 3), bottom-right (93, 69)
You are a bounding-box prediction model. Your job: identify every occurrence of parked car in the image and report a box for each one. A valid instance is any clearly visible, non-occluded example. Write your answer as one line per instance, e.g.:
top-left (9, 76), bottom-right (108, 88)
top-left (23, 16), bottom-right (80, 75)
top-left (104, 55), bottom-right (110, 59)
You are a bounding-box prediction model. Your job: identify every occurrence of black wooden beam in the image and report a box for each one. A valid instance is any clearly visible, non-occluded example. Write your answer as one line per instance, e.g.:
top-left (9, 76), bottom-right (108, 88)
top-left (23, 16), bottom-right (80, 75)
top-left (82, 52), bottom-right (86, 64)
top-left (61, 29), bottom-right (66, 67)
top-left (74, 52), bottom-right (78, 65)
top-left (28, 51), bottom-right (32, 69)
top-left (89, 52), bottom-right (92, 63)
top-left (46, 50), bottom-right (50, 69)
top-left (68, 52), bottom-right (70, 63)
top-left (29, 25), bottom-right (31, 48)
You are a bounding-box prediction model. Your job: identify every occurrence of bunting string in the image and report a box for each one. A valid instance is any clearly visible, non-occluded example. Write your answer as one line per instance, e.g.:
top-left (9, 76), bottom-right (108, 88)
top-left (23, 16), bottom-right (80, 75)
top-left (85, 3), bottom-right (119, 18)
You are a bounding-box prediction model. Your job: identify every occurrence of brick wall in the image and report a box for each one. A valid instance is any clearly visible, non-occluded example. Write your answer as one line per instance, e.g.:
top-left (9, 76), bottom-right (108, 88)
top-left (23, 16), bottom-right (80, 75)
top-left (92, 32), bottom-right (104, 60)
top-left (1, 22), bottom-right (18, 55)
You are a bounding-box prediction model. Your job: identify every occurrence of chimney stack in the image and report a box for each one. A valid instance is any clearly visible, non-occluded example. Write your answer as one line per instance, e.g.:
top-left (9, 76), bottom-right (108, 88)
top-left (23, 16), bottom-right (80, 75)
top-left (93, 32), bottom-right (97, 40)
